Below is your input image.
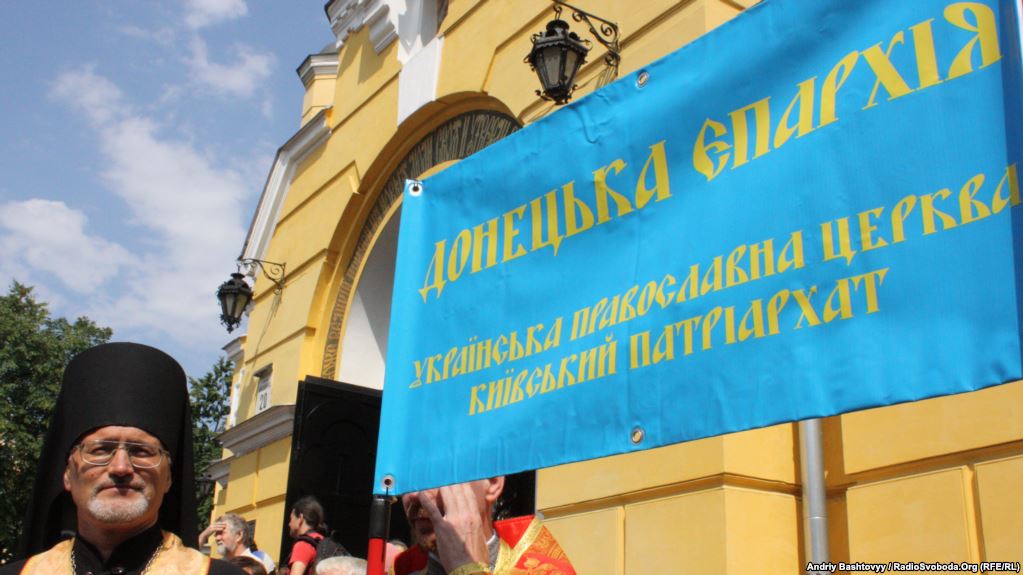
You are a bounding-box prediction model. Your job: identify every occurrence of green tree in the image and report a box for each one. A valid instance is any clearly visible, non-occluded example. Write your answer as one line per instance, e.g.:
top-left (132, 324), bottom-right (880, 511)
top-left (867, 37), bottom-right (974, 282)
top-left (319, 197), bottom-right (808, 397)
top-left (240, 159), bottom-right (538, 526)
top-left (0, 282), bottom-right (111, 562)
top-left (189, 356), bottom-right (233, 529)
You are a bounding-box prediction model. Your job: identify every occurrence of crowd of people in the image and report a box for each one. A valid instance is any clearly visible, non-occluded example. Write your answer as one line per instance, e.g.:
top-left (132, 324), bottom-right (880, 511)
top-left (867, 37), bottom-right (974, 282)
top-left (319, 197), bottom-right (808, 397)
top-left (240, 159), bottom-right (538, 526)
top-left (0, 342), bottom-right (576, 575)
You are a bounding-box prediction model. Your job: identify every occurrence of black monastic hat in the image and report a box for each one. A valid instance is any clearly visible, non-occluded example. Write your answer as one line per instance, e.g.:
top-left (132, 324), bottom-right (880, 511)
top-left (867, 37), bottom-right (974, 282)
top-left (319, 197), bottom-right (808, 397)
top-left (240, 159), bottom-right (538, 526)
top-left (17, 342), bottom-right (199, 557)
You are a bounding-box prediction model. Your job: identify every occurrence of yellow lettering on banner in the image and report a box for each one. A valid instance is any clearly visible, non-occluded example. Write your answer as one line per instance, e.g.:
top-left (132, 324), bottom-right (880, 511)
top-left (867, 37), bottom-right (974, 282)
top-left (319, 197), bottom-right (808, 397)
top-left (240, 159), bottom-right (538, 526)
top-left (676, 264), bottom-right (700, 303)
top-left (702, 307), bottom-right (723, 350)
top-left (570, 307), bottom-right (592, 341)
top-left (630, 331), bottom-right (650, 369)
top-left (775, 78), bottom-right (818, 149)
top-left (739, 300), bottom-right (766, 341)
top-left (674, 316), bottom-right (702, 357)
top-left (749, 239), bottom-right (775, 280)
top-left (910, 20), bottom-right (943, 89)
top-left (779, 231), bottom-right (806, 272)
top-left (726, 244), bottom-right (749, 287)
top-left (526, 323), bottom-right (545, 356)
top-left (729, 98), bottom-right (772, 169)
top-left (821, 218), bottom-right (857, 264)
top-left (635, 141), bottom-right (672, 208)
top-left (471, 218), bottom-right (499, 273)
top-left (469, 384), bottom-right (486, 415)
top-left (920, 189), bottom-right (958, 234)
top-left (502, 205), bottom-right (528, 262)
top-left (693, 118), bottom-right (730, 181)
top-left (530, 190), bottom-right (563, 256)
top-left (493, 335), bottom-right (507, 366)
top-left (442, 347), bottom-right (458, 380)
top-left (958, 174), bottom-right (991, 224)
top-left (598, 294), bottom-right (621, 331)
top-left (792, 287), bottom-right (821, 329)
top-left (823, 279), bottom-right (854, 323)
top-left (425, 354), bottom-right (442, 384)
top-left (558, 354), bottom-right (578, 388)
top-left (653, 325), bottom-right (675, 364)
top-left (510, 370), bottom-right (527, 403)
top-left (702, 256), bottom-right (724, 295)
top-left (891, 195), bottom-right (917, 244)
top-left (410, 360), bottom-right (424, 389)
top-left (618, 287), bottom-right (639, 324)
top-left (447, 229), bottom-right (472, 282)
top-left (820, 52), bottom-right (859, 127)
top-left (862, 32), bottom-right (914, 109)
top-left (593, 159), bottom-right (633, 223)
top-left (508, 331), bottom-right (525, 362)
top-left (577, 348), bottom-right (599, 382)
top-left (657, 275), bottom-right (676, 308)
top-left (851, 268), bottom-right (889, 313)
top-left (766, 289), bottom-right (789, 335)
top-left (540, 365), bottom-right (558, 394)
top-left (544, 318), bottom-right (563, 350)
top-left (637, 282), bottom-right (657, 317)
top-left (721, 307), bottom-right (738, 345)
top-left (992, 164), bottom-right (1021, 213)
top-left (945, 2), bottom-right (1001, 80)
top-left (858, 207), bottom-right (888, 252)
top-left (419, 240), bottom-right (447, 302)
top-left (600, 334), bottom-right (619, 377)
top-left (562, 181), bottom-right (596, 237)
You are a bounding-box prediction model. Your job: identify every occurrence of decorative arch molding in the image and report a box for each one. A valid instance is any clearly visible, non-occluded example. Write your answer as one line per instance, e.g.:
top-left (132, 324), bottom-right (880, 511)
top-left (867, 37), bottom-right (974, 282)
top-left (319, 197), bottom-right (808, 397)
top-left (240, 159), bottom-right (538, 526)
top-left (321, 108), bottom-right (520, 379)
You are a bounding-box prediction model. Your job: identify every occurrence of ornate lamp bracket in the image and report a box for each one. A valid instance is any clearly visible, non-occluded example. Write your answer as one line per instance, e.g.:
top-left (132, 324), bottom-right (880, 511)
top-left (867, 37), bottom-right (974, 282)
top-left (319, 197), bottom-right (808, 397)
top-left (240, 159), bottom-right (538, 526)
top-left (238, 258), bottom-right (286, 295)
top-left (552, 0), bottom-right (620, 84)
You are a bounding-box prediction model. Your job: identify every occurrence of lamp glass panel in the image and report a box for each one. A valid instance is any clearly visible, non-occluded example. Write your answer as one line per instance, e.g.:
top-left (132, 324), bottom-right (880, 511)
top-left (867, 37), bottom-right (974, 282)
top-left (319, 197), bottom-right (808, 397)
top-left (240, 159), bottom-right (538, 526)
top-left (563, 49), bottom-right (581, 83)
top-left (220, 292), bottom-right (236, 319)
top-left (543, 46), bottom-right (564, 90)
top-left (232, 290), bottom-right (250, 318)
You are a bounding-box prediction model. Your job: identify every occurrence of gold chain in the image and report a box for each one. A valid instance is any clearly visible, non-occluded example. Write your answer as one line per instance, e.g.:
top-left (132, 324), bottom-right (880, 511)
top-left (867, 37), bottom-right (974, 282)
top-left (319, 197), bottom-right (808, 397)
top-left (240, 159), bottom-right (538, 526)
top-left (70, 536), bottom-right (165, 575)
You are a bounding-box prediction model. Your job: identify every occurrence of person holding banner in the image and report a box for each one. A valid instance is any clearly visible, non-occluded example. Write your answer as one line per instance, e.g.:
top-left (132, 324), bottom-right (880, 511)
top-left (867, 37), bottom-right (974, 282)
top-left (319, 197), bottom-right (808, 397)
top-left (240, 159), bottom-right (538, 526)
top-left (392, 478), bottom-right (575, 575)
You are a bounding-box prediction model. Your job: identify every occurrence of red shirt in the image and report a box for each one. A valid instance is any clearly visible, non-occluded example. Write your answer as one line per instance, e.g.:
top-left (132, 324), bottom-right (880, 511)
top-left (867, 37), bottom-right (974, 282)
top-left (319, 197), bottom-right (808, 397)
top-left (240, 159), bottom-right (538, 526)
top-left (288, 531), bottom-right (322, 568)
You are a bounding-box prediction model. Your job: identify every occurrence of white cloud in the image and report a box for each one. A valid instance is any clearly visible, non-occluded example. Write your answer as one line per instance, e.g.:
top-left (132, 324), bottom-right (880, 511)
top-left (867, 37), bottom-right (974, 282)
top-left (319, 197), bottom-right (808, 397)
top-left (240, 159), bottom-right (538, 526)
top-left (184, 0), bottom-right (249, 30)
top-left (50, 67), bottom-right (126, 125)
top-left (0, 200), bottom-right (136, 293)
top-left (188, 36), bottom-right (275, 99)
top-left (47, 69), bottom-right (258, 348)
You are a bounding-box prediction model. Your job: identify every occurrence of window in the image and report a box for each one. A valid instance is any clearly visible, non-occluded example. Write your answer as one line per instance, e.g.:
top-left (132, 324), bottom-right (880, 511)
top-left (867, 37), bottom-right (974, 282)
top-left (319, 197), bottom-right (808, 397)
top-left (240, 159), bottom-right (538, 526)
top-left (254, 366), bottom-right (272, 414)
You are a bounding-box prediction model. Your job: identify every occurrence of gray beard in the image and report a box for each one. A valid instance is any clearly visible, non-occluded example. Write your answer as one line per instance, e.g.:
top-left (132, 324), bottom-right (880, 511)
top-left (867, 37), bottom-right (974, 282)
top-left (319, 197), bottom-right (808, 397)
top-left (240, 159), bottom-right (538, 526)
top-left (86, 495), bottom-right (149, 524)
top-left (216, 544), bottom-right (228, 556)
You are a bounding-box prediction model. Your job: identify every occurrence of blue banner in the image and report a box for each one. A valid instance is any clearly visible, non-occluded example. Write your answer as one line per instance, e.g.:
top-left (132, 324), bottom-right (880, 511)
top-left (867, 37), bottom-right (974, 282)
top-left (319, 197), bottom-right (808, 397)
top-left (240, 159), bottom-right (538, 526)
top-left (374, 0), bottom-right (1023, 494)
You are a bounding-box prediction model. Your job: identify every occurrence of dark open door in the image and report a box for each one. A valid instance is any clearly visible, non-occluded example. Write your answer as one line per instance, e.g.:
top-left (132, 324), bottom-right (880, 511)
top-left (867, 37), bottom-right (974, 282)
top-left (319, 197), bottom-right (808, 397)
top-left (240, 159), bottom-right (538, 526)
top-left (279, 376), bottom-right (409, 562)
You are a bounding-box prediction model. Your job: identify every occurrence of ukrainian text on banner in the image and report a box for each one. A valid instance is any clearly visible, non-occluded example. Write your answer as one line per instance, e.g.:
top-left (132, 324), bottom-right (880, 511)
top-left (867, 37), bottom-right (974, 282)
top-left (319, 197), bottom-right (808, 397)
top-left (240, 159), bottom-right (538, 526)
top-left (374, 0), bottom-right (1023, 494)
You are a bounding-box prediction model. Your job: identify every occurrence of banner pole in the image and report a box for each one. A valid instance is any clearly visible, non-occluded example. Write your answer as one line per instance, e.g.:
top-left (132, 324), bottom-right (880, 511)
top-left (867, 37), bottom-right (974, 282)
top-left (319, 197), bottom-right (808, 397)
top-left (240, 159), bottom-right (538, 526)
top-left (367, 495), bottom-right (392, 575)
top-left (799, 418), bottom-right (830, 574)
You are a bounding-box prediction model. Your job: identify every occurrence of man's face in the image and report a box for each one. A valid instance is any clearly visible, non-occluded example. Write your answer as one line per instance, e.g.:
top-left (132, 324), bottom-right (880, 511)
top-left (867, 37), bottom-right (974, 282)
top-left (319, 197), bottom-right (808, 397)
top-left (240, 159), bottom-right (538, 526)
top-left (288, 510), bottom-right (303, 538)
top-left (400, 480), bottom-right (496, 551)
top-left (215, 523), bottom-right (245, 557)
top-left (63, 426), bottom-right (172, 536)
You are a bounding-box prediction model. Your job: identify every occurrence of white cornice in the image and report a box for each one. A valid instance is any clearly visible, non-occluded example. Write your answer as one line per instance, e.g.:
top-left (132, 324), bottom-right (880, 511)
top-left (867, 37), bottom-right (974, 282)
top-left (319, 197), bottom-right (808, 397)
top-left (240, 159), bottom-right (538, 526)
top-left (325, 0), bottom-right (398, 53)
top-left (221, 336), bottom-right (246, 363)
top-left (204, 457), bottom-right (232, 488)
top-left (297, 52), bottom-right (339, 87)
top-left (215, 404), bottom-right (296, 458)
top-left (240, 108), bottom-right (332, 262)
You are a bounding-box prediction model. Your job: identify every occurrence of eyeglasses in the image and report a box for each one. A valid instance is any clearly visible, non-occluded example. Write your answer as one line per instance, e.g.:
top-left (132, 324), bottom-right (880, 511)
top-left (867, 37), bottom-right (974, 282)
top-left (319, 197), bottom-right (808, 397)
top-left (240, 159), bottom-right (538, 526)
top-left (75, 440), bottom-right (169, 469)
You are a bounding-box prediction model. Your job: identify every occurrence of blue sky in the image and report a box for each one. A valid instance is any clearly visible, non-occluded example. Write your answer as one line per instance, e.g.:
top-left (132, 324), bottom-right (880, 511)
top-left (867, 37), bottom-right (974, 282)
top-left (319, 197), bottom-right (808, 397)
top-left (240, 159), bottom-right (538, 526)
top-left (0, 1), bottom-right (334, 378)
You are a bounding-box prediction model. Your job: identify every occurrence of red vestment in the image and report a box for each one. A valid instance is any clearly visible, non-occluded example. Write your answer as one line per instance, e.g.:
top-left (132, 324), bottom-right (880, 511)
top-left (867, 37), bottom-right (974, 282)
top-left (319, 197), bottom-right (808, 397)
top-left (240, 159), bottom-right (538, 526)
top-left (392, 515), bottom-right (575, 575)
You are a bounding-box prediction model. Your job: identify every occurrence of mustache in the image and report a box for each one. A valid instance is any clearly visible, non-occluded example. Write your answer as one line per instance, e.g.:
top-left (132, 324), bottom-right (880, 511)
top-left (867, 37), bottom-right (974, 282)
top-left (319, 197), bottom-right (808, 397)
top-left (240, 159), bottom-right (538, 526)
top-left (92, 478), bottom-right (145, 495)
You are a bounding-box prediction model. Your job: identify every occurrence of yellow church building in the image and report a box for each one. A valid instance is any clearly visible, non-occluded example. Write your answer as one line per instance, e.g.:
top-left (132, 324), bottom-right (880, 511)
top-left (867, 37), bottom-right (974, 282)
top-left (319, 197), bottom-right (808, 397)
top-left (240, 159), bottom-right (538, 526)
top-left (209, 1), bottom-right (1023, 572)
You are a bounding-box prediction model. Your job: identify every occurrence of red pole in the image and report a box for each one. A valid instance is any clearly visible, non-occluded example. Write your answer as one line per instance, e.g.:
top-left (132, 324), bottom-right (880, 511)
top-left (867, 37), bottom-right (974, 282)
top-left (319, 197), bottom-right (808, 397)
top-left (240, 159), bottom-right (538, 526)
top-left (366, 495), bottom-right (391, 575)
